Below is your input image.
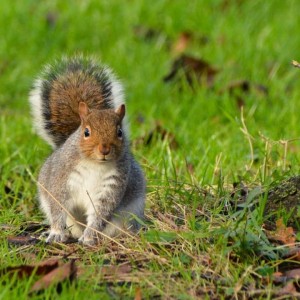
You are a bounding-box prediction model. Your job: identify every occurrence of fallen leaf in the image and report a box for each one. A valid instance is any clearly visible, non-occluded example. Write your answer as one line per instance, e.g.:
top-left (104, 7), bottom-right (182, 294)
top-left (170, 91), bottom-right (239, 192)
top-left (1, 258), bottom-right (59, 278)
top-left (30, 260), bottom-right (76, 293)
top-left (274, 218), bottom-right (296, 247)
top-left (284, 269), bottom-right (300, 280)
top-left (282, 247), bottom-right (300, 261)
top-left (271, 267), bottom-right (300, 296)
top-left (219, 80), bottom-right (268, 108)
top-left (172, 31), bottom-right (209, 55)
top-left (20, 222), bottom-right (49, 233)
top-left (265, 218), bottom-right (296, 247)
top-left (46, 12), bottom-right (58, 28)
top-left (7, 235), bottom-right (40, 246)
top-left (272, 271), bottom-right (286, 284)
top-left (276, 281), bottom-right (298, 296)
top-left (133, 25), bottom-right (162, 42)
top-left (172, 32), bottom-right (192, 55)
top-left (163, 54), bottom-right (218, 88)
top-left (134, 123), bottom-right (178, 150)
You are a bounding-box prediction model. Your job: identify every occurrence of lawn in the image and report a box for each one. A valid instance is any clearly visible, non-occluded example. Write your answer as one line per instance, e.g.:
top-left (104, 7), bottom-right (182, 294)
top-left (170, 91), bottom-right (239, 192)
top-left (1, 0), bottom-right (300, 299)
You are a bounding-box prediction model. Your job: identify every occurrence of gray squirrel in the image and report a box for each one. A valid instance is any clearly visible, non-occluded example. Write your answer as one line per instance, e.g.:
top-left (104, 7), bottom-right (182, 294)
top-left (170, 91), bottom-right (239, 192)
top-left (29, 56), bottom-right (146, 245)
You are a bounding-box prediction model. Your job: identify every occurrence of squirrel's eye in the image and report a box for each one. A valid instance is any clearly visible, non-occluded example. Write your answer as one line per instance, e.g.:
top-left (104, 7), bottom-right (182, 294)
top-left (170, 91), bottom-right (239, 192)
top-left (84, 128), bottom-right (90, 138)
top-left (117, 128), bottom-right (123, 139)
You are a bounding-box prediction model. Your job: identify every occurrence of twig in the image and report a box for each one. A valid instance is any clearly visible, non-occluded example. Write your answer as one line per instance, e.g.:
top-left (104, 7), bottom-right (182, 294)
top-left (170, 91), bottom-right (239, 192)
top-left (262, 139), bottom-right (270, 182)
top-left (240, 107), bottom-right (254, 170)
top-left (211, 152), bottom-right (222, 185)
top-left (279, 138), bottom-right (300, 171)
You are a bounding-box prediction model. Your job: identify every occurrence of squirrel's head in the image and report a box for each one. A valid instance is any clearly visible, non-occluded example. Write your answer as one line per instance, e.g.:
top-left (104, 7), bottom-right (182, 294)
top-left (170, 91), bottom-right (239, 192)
top-left (78, 102), bottom-right (126, 162)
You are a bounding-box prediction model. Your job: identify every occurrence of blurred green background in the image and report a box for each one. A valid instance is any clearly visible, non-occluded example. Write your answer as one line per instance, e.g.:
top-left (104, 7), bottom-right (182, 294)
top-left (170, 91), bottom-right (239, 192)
top-left (1, 0), bottom-right (300, 203)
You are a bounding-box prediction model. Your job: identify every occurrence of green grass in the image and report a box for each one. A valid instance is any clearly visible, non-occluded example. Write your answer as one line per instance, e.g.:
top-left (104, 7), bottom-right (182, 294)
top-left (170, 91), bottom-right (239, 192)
top-left (1, 0), bottom-right (300, 299)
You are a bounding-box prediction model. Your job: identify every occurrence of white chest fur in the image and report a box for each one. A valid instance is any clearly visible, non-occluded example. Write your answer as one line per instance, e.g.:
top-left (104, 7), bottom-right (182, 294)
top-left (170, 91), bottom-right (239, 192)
top-left (67, 159), bottom-right (118, 213)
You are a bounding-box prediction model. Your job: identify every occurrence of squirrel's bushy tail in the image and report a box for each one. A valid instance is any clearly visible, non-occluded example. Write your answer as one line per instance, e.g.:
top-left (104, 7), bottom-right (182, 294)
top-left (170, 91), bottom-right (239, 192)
top-left (29, 56), bottom-right (124, 148)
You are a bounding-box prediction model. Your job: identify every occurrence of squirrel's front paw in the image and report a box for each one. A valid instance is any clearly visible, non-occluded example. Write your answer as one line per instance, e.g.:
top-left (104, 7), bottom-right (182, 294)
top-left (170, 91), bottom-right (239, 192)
top-left (78, 228), bottom-right (101, 246)
top-left (78, 235), bottom-right (97, 246)
top-left (46, 230), bottom-right (68, 244)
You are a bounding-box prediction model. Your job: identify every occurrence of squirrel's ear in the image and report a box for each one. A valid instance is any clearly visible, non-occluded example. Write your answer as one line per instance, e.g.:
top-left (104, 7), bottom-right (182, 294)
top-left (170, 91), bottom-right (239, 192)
top-left (115, 104), bottom-right (125, 120)
top-left (78, 102), bottom-right (89, 120)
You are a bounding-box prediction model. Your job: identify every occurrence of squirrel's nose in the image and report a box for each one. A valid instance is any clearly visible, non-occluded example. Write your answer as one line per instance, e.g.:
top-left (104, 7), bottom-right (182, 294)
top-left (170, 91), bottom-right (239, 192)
top-left (99, 144), bottom-right (110, 156)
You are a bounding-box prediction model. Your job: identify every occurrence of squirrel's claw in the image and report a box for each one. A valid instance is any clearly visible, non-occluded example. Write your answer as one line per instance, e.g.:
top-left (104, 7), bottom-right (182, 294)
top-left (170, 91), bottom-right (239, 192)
top-left (46, 230), bottom-right (68, 244)
top-left (78, 229), bottom-right (101, 246)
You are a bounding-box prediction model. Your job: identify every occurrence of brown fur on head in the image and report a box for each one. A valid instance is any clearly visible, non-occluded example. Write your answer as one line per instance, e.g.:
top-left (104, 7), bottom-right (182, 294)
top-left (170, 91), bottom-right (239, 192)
top-left (78, 102), bottom-right (126, 162)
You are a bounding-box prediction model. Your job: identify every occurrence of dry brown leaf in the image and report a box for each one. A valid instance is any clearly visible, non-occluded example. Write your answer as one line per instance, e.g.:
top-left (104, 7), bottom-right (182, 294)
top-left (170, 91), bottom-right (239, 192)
top-left (276, 281), bottom-right (298, 296)
top-left (20, 222), bottom-right (49, 233)
top-left (135, 122), bottom-right (178, 150)
top-left (274, 218), bottom-right (296, 247)
top-left (272, 271), bottom-right (285, 284)
top-left (7, 235), bottom-right (40, 246)
top-left (266, 218), bottom-right (296, 247)
top-left (1, 258), bottom-right (59, 278)
top-left (285, 269), bottom-right (300, 280)
top-left (133, 25), bottom-right (162, 42)
top-left (281, 247), bottom-right (300, 261)
top-left (30, 260), bottom-right (76, 293)
top-left (46, 12), bottom-right (58, 28)
top-left (219, 79), bottom-right (268, 108)
top-left (172, 32), bottom-right (192, 55)
top-left (272, 268), bottom-right (300, 296)
top-left (163, 54), bottom-right (218, 88)
top-left (36, 258), bottom-right (60, 268)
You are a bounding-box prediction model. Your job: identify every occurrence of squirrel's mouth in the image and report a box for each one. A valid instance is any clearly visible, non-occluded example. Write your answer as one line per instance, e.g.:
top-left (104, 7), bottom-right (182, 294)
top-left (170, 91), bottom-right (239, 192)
top-left (97, 156), bottom-right (111, 162)
top-left (92, 148), bottom-right (115, 162)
